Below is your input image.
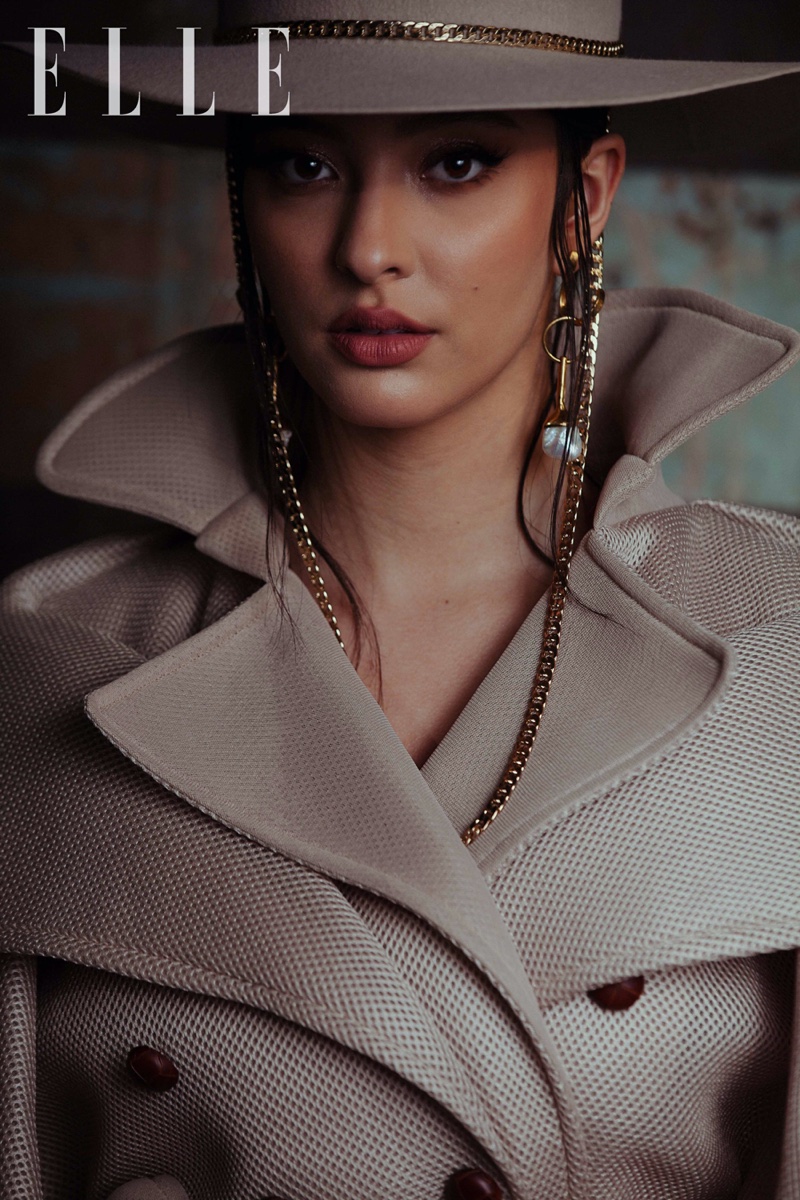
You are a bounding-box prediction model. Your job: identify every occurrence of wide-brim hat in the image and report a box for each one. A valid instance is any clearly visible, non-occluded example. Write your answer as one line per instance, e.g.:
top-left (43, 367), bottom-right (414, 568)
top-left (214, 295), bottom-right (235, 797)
top-left (7, 0), bottom-right (800, 169)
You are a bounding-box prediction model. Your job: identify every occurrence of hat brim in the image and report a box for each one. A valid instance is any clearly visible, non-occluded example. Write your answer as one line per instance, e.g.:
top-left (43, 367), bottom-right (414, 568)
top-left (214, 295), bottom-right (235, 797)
top-left (6, 39), bottom-right (800, 169)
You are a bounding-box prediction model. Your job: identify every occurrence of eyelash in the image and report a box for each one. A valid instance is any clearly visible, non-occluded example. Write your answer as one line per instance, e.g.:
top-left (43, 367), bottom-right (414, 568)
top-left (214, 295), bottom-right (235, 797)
top-left (422, 141), bottom-right (508, 185)
top-left (252, 141), bottom-right (509, 188)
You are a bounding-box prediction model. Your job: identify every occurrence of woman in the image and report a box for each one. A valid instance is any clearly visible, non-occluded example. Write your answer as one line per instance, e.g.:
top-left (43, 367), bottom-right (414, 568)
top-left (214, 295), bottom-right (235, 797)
top-left (2, 4), bottom-right (800, 1199)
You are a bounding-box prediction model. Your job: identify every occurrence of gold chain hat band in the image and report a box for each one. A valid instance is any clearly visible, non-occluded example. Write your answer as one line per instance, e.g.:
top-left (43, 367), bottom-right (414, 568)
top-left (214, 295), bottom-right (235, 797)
top-left (215, 19), bottom-right (624, 56)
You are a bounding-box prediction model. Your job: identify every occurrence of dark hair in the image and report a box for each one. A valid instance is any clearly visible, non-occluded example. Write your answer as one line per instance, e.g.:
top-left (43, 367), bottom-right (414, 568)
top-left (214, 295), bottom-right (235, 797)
top-left (226, 107), bottom-right (608, 666)
top-left (529, 107), bottom-right (608, 570)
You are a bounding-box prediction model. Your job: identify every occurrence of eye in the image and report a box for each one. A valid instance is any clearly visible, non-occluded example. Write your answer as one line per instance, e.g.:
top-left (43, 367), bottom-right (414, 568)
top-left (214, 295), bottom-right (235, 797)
top-left (279, 153), bottom-right (336, 184)
top-left (423, 144), bottom-right (507, 185)
top-left (428, 153), bottom-right (483, 182)
top-left (249, 149), bottom-right (337, 185)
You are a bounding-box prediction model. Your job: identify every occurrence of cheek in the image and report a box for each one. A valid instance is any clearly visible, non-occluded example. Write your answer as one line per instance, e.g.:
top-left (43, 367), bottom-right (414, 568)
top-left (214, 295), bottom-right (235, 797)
top-left (427, 184), bottom-right (555, 372)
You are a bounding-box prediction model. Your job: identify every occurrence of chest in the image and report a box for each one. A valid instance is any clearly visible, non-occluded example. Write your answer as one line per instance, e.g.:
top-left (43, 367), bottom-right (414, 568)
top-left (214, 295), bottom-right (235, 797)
top-left (34, 914), bottom-right (794, 1200)
top-left (337, 565), bottom-right (552, 768)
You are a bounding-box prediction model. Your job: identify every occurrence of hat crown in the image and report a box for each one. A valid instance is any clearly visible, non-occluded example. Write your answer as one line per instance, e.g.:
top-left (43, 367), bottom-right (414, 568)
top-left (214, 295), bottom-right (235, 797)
top-left (217, 0), bottom-right (622, 42)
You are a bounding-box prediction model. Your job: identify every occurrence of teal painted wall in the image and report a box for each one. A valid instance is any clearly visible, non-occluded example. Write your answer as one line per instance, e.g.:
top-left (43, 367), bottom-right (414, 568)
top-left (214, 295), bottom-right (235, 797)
top-left (605, 171), bottom-right (800, 511)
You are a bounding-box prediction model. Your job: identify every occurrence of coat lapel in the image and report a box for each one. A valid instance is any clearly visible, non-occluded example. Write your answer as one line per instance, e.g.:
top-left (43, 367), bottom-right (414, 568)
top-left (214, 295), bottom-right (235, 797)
top-left (490, 524), bottom-right (800, 1007)
top-left (79, 485), bottom-right (746, 1200)
top-left (83, 565), bottom-right (555, 1032)
top-left (51, 287), bottom-right (800, 1006)
top-left (83, 566), bottom-right (591, 1195)
top-left (419, 521), bottom-right (729, 876)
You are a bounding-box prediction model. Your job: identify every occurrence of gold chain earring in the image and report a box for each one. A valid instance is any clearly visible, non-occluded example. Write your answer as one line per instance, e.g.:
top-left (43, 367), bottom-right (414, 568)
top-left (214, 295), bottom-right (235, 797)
top-left (540, 248), bottom-right (603, 462)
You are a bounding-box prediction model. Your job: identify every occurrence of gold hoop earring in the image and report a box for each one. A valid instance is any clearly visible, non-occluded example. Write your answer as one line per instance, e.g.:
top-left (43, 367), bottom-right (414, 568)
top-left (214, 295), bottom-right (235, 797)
top-left (542, 310), bottom-right (580, 458)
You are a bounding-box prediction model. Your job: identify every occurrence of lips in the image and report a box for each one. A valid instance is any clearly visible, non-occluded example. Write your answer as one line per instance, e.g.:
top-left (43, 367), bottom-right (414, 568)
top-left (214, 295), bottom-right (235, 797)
top-left (329, 306), bottom-right (434, 334)
top-left (328, 306), bottom-right (435, 367)
top-left (344, 327), bottom-right (409, 336)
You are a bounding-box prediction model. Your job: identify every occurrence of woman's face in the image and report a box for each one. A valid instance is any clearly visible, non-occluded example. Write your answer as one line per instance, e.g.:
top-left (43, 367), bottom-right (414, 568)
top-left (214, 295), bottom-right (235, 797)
top-left (244, 110), bottom-right (560, 431)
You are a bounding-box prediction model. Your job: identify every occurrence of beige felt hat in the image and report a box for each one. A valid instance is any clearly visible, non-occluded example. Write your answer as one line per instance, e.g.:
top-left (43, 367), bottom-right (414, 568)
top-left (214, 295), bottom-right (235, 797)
top-left (10, 0), bottom-right (800, 168)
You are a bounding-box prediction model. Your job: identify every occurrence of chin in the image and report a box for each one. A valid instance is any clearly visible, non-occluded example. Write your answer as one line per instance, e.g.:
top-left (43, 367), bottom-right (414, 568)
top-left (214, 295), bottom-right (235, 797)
top-left (317, 384), bottom-right (456, 432)
top-left (294, 347), bottom-right (460, 431)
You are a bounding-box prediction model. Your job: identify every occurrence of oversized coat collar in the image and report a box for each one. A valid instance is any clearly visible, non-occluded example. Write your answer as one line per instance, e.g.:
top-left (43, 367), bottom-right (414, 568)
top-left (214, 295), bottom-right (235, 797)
top-left (36, 287), bottom-right (800, 574)
top-left (33, 286), bottom-right (800, 967)
top-left (18, 288), bottom-right (800, 1191)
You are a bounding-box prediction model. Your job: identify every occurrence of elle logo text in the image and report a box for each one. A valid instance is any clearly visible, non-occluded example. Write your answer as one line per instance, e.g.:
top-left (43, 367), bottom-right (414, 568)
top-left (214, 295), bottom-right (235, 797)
top-left (29, 27), bottom-right (291, 118)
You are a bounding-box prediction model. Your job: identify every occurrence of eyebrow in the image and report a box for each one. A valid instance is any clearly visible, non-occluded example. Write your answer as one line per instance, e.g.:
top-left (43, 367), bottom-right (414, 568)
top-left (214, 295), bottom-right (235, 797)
top-left (397, 111), bottom-right (522, 133)
top-left (269, 111), bottom-right (522, 136)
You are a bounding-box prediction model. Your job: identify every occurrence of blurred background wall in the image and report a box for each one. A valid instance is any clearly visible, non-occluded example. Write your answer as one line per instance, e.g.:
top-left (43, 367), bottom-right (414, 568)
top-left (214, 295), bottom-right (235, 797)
top-left (1, 1), bottom-right (799, 578)
top-left (0, 138), bottom-right (237, 574)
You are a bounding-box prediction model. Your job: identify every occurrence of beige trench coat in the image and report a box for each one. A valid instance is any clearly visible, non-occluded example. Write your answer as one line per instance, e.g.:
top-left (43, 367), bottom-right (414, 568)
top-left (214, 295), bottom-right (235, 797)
top-left (2, 288), bottom-right (800, 1200)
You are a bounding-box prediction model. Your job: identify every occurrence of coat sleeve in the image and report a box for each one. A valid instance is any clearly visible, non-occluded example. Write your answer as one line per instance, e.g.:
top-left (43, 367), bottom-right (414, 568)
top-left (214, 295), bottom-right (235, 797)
top-left (0, 954), bottom-right (42, 1200)
top-left (0, 954), bottom-right (193, 1200)
top-left (106, 1177), bottom-right (191, 1200)
top-left (774, 952), bottom-right (800, 1200)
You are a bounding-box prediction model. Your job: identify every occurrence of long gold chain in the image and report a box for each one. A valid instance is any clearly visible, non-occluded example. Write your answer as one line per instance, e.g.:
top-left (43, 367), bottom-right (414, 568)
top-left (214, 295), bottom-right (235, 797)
top-left (461, 241), bottom-right (604, 844)
top-left (271, 242), bottom-right (603, 846)
top-left (267, 372), bottom-right (347, 651)
top-left (228, 144), bottom-right (604, 847)
top-left (215, 20), bottom-right (623, 56)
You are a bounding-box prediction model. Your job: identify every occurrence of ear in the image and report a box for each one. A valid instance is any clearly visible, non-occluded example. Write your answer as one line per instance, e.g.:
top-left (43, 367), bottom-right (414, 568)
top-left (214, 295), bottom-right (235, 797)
top-left (553, 133), bottom-right (626, 269)
top-left (581, 133), bottom-right (626, 243)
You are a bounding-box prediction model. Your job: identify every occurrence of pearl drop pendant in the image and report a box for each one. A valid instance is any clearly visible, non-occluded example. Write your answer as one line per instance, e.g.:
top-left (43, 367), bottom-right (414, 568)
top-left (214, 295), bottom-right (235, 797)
top-left (542, 422), bottom-right (583, 462)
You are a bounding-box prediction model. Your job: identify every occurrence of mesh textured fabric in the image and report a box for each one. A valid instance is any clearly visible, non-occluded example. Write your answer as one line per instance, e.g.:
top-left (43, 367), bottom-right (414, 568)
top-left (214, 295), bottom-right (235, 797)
top-left (0, 956), bottom-right (41, 1200)
top-left (339, 884), bottom-right (569, 1197)
top-left (539, 954), bottom-right (791, 1197)
top-left (35, 964), bottom-right (488, 1200)
top-left (336, 881), bottom-right (793, 1197)
top-left (545, 954), bottom-right (793, 1198)
top-left (37, 327), bottom-right (259, 534)
top-left (3, 493), bottom-right (800, 1200)
top-left (106, 1177), bottom-right (190, 1200)
top-left (8, 528), bottom-right (262, 659)
top-left (0, 538), bottom-right (526, 1199)
top-left (481, 498), bottom-right (800, 1195)
top-left (489, 605), bottom-right (800, 998)
top-left (598, 501), bottom-right (800, 636)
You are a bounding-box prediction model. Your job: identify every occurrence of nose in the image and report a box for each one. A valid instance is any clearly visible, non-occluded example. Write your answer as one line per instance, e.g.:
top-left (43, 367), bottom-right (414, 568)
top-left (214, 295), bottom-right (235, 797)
top-left (334, 177), bottom-right (415, 285)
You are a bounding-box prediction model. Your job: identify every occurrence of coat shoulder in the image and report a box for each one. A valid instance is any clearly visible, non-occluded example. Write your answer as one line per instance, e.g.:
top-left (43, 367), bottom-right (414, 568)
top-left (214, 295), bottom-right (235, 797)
top-left (0, 531), bottom-right (275, 978)
top-left (0, 528), bottom-right (261, 660)
top-left (598, 499), bottom-right (800, 638)
top-left (0, 530), bottom-right (262, 872)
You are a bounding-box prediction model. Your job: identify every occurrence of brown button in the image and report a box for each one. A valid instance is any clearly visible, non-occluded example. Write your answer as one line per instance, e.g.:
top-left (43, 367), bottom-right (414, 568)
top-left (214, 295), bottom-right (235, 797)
top-left (127, 1045), bottom-right (180, 1092)
top-left (448, 1168), bottom-right (503, 1200)
top-left (588, 975), bottom-right (645, 1011)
